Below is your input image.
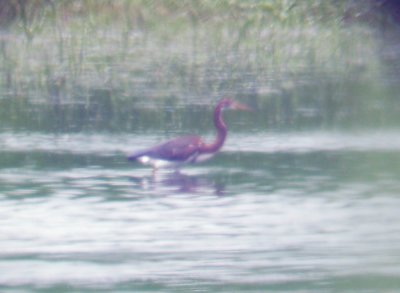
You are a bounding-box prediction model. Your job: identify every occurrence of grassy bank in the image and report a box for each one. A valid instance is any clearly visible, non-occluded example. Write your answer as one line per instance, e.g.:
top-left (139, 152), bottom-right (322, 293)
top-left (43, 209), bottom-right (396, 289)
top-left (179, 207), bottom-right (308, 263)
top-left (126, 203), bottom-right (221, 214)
top-left (0, 0), bottom-right (396, 131)
top-left (0, 0), bottom-right (379, 94)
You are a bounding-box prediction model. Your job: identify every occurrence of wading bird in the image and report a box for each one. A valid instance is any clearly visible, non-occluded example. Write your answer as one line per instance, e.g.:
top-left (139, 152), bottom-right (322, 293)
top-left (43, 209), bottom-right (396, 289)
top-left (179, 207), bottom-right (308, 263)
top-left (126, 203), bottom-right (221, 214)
top-left (128, 98), bottom-right (251, 169)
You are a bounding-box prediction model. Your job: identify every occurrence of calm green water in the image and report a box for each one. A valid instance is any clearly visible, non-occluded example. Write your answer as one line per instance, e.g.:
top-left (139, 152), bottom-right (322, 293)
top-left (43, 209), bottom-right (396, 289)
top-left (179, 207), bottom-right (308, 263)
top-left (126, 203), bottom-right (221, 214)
top-left (1, 129), bottom-right (400, 292)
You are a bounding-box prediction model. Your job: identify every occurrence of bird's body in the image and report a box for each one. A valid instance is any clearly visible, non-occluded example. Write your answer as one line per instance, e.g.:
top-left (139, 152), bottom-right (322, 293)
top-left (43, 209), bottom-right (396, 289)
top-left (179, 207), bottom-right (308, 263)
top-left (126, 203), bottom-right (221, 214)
top-left (128, 135), bottom-right (213, 168)
top-left (128, 99), bottom-right (250, 169)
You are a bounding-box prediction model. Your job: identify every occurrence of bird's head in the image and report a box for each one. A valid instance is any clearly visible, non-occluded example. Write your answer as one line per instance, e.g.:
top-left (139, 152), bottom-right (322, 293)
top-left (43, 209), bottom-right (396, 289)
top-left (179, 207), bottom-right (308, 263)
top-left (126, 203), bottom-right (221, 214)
top-left (219, 98), bottom-right (253, 111)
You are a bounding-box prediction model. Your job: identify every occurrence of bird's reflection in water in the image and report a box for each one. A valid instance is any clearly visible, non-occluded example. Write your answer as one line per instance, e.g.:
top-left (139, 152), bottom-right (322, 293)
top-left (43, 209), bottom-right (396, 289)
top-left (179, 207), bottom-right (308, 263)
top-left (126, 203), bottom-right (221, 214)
top-left (129, 170), bottom-right (225, 195)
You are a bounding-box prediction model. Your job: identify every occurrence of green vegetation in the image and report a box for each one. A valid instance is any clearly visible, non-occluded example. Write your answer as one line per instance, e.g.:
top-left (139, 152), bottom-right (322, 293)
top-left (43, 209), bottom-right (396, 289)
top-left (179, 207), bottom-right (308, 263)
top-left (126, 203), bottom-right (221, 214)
top-left (0, 0), bottom-right (397, 131)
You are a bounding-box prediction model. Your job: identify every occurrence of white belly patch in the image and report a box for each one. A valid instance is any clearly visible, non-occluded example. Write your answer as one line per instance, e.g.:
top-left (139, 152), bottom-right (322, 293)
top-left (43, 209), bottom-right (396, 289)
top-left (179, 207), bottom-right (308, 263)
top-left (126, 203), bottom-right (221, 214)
top-left (138, 156), bottom-right (177, 168)
top-left (137, 152), bottom-right (215, 168)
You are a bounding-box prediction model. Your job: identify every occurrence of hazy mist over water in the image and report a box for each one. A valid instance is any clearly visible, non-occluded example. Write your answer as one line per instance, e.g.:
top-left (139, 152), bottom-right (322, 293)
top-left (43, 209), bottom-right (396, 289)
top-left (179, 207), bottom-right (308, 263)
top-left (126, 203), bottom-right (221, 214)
top-left (1, 1), bottom-right (400, 292)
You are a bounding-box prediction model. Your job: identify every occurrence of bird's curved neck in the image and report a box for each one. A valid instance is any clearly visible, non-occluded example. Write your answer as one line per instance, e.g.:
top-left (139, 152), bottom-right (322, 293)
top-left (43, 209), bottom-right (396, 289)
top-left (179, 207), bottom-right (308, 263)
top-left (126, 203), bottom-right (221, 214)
top-left (201, 104), bottom-right (227, 153)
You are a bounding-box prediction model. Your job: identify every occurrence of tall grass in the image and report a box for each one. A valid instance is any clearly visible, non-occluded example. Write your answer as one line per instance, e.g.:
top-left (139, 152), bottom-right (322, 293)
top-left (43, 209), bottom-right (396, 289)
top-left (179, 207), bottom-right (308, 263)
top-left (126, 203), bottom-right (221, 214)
top-left (0, 0), bottom-right (392, 131)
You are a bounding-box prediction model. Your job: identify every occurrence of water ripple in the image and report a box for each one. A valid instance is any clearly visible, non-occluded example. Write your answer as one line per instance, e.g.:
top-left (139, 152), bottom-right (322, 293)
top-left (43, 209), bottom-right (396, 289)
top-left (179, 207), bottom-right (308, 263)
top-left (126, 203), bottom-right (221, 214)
top-left (1, 132), bottom-right (400, 291)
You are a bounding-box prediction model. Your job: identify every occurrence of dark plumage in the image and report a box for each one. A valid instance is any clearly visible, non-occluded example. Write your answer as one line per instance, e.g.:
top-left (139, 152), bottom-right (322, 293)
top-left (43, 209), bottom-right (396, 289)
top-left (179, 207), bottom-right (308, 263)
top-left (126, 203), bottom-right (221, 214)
top-left (128, 99), bottom-right (251, 169)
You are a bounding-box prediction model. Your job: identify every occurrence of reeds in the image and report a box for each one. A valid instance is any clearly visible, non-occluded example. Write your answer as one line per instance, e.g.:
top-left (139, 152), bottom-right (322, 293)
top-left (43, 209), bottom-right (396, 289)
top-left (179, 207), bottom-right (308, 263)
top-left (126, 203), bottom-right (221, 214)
top-left (0, 0), bottom-right (391, 131)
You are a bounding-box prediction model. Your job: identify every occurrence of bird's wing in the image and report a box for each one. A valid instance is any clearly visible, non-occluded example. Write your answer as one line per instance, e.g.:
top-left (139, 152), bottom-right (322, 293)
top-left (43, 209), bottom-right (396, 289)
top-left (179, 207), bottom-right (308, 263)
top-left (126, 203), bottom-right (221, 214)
top-left (150, 136), bottom-right (203, 161)
top-left (128, 136), bottom-right (203, 162)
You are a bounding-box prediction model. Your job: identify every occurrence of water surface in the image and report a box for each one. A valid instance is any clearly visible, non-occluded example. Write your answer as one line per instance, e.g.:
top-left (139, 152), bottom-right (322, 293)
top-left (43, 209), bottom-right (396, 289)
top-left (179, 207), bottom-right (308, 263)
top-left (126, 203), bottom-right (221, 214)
top-left (1, 5), bottom-right (400, 291)
top-left (1, 130), bottom-right (400, 292)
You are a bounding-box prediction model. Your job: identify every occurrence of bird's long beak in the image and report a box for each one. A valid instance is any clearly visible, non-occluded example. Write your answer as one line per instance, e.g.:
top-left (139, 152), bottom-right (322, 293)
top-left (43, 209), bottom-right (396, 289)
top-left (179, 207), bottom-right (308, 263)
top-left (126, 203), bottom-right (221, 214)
top-left (231, 101), bottom-right (253, 112)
